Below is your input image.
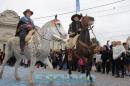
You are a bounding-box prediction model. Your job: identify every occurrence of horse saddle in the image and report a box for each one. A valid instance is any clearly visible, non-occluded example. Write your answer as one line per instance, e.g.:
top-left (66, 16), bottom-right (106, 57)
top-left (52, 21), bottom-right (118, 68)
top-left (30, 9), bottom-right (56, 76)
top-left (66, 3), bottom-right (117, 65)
top-left (66, 35), bottom-right (79, 49)
top-left (13, 29), bottom-right (35, 45)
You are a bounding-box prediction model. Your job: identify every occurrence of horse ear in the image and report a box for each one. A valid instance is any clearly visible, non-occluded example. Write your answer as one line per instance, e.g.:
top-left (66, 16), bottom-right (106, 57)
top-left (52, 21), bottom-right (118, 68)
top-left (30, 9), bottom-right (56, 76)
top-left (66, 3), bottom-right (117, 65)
top-left (81, 17), bottom-right (88, 28)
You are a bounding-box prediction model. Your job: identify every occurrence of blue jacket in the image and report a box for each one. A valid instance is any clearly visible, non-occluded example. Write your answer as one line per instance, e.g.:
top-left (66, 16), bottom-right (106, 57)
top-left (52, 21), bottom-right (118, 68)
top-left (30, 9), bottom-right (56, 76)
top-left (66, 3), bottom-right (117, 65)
top-left (15, 16), bottom-right (35, 36)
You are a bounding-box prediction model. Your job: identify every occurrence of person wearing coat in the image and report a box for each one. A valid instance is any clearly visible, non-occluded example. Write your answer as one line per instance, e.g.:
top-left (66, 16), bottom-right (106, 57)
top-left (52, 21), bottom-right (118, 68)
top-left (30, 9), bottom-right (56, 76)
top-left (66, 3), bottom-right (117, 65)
top-left (68, 14), bottom-right (82, 37)
top-left (101, 45), bottom-right (110, 74)
top-left (15, 9), bottom-right (35, 55)
top-left (113, 41), bottom-right (126, 78)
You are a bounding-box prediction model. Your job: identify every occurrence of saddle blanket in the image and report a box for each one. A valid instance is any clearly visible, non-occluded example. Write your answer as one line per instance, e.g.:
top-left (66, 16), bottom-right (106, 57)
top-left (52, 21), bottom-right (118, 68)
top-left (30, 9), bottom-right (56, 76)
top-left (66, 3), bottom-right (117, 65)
top-left (66, 35), bottom-right (79, 49)
top-left (13, 30), bottom-right (35, 45)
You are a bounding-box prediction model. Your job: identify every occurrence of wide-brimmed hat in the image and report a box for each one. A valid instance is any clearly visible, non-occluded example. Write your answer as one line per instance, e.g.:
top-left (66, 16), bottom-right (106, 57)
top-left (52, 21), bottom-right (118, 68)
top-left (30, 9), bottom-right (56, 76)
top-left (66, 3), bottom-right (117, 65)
top-left (71, 14), bottom-right (82, 21)
top-left (23, 9), bottom-right (33, 15)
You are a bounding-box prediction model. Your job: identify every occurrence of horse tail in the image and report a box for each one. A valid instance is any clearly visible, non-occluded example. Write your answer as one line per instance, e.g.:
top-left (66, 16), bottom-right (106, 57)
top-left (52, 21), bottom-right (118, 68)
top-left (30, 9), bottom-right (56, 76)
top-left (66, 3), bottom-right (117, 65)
top-left (1, 38), bottom-right (14, 66)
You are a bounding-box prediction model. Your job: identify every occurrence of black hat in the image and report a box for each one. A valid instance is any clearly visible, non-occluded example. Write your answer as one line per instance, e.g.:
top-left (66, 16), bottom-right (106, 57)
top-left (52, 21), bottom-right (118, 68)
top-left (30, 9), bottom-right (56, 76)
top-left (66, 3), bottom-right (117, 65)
top-left (23, 9), bottom-right (33, 15)
top-left (71, 14), bottom-right (82, 21)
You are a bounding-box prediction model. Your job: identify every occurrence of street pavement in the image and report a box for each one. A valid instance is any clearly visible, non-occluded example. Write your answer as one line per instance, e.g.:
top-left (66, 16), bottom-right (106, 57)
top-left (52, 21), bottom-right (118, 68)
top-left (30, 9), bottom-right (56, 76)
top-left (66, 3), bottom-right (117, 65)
top-left (0, 66), bottom-right (130, 86)
top-left (93, 71), bottom-right (130, 86)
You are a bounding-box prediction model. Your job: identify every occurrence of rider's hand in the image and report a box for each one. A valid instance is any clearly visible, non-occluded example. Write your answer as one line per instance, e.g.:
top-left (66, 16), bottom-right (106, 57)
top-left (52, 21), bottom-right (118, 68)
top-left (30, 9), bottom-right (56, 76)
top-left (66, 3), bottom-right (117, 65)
top-left (27, 24), bottom-right (33, 28)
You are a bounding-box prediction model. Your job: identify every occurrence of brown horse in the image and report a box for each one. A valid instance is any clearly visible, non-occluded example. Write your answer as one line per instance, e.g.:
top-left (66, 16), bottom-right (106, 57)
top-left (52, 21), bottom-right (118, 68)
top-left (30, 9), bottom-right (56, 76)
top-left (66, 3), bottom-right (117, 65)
top-left (67, 15), bottom-right (96, 85)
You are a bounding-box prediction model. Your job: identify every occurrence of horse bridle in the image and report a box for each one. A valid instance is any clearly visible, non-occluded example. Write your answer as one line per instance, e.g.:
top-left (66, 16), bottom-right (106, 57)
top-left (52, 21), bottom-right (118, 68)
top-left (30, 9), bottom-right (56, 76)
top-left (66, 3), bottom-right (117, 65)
top-left (55, 23), bottom-right (65, 38)
top-left (84, 25), bottom-right (97, 44)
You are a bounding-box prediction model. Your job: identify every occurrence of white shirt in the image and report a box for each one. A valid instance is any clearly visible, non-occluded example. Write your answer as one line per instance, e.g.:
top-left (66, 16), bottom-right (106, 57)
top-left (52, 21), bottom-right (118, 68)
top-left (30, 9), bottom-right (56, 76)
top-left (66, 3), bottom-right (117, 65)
top-left (93, 53), bottom-right (102, 63)
top-left (113, 45), bottom-right (126, 60)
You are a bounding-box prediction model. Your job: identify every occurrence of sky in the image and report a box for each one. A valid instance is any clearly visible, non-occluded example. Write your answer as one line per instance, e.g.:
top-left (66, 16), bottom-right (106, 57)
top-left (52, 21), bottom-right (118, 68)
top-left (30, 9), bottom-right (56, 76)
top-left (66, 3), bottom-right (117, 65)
top-left (0, 0), bottom-right (130, 45)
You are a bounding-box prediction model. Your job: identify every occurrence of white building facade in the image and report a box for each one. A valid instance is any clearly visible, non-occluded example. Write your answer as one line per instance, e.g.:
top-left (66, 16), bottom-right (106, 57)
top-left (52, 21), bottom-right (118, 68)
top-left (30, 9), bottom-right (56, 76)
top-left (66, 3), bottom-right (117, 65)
top-left (0, 10), bottom-right (20, 49)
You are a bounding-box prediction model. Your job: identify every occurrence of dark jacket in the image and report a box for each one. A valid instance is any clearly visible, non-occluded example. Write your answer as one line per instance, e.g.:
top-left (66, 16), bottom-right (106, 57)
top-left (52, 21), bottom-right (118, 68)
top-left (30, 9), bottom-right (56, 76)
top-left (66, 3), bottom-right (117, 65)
top-left (101, 50), bottom-right (110, 62)
top-left (68, 21), bottom-right (82, 34)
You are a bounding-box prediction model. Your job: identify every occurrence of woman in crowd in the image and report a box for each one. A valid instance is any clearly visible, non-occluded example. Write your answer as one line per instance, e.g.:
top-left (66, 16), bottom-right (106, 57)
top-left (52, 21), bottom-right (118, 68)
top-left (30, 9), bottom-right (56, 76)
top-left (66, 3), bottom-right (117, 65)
top-left (93, 46), bottom-right (102, 72)
top-left (126, 40), bottom-right (130, 76)
top-left (113, 41), bottom-right (126, 78)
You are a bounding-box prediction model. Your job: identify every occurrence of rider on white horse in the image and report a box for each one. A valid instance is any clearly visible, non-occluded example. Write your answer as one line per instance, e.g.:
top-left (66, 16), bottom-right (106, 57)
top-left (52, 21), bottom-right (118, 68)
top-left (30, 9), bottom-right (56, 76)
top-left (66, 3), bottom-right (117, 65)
top-left (0, 15), bottom-right (67, 85)
top-left (15, 9), bottom-right (35, 55)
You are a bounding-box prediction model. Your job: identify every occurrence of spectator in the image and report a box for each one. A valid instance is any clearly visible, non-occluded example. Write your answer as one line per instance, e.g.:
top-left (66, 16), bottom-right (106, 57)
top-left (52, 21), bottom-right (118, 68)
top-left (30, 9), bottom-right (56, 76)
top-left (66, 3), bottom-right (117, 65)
top-left (101, 45), bottom-right (110, 74)
top-left (51, 52), bottom-right (59, 69)
top-left (125, 42), bottom-right (130, 76)
top-left (93, 47), bottom-right (102, 72)
top-left (21, 59), bottom-right (30, 67)
top-left (110, 41), bottom-right (117, 76)
top-left (113, 41), bottom-right (126, 78)
top-left (7, 56), bottom-right (16, 66)
top-left (78, 57), bottom-right (86, 73)
top-left (0, 49), bottom-right (2, 64)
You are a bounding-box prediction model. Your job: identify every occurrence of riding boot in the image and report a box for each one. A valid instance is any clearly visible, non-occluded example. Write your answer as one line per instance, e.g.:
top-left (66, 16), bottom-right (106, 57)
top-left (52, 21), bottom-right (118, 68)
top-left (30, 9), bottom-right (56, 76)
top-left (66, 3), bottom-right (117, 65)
top-left (19, 30), bottom-right (27, 55)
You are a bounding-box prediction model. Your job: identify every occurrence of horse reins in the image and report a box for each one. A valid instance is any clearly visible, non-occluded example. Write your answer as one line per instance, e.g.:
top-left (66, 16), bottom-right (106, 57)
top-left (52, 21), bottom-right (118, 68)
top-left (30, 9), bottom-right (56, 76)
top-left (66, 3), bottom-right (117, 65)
top-left (55, 23), bottom-right (65, 38)
top-left (78, 25), bottom-right (97, 49)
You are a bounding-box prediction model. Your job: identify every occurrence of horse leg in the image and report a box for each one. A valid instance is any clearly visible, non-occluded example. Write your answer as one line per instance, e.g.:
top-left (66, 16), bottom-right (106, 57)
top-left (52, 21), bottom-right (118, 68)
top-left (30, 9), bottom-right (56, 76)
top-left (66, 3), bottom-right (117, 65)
top-left (68, 60), bottom-right (72, 76)
top-left (28, 57), bottom-right (36, 86)
top-left (0, 54), bottom-right (10, 79)
top-left (43, 57), bottom-right (53, 69)
top-left (15, 57), bottom-right (21, 81)
top-left (86, 60), bottom-right (94, 86)
top-left (0, 41), bottom-right (13, 79)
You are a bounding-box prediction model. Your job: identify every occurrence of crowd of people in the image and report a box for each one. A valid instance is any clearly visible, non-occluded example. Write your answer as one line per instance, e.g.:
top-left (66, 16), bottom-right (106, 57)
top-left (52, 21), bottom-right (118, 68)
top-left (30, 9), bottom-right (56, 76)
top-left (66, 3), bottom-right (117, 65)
top-left (93, 41), bottom-right (130, 78)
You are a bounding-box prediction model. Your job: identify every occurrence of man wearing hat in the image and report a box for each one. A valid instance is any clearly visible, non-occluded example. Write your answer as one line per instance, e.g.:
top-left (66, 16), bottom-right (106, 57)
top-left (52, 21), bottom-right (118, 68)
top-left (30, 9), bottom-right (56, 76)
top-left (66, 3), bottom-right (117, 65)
top-left (15, 9), bottom-right (35, 55)
top-left (68, 14), bottom-right (82, 37)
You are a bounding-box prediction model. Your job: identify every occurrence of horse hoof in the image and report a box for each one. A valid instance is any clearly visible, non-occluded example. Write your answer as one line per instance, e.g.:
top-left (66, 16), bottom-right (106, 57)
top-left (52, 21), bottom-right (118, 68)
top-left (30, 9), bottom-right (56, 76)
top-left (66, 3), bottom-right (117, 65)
top-left (29, 82), bottom-right (35, 86)
top-left (90, 83), bottom-right (95, 86)
top-left (16, 77), bottom-right (21, 81)
top-left (0, 75), bottom-right (2, 79)
top-left (0, 71), bottom-right (3, 79)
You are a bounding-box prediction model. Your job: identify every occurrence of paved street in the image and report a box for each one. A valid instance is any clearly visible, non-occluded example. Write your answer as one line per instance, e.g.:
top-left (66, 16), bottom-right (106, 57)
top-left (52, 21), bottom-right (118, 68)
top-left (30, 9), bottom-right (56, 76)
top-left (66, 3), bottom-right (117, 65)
top-left (51, 70), bottom-right (130, 86)
top-left (93, 71), bottom-right (130, 86)
top-left (0, 66), bottom-right (130, 86)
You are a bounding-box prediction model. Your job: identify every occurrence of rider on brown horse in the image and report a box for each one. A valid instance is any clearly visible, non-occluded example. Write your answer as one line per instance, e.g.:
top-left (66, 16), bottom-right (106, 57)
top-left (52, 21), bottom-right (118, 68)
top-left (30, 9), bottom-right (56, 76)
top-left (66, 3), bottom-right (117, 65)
top-left (67, 14), bottom-right (96, 85)
top-left (68, 14), bottom-right (82, 37)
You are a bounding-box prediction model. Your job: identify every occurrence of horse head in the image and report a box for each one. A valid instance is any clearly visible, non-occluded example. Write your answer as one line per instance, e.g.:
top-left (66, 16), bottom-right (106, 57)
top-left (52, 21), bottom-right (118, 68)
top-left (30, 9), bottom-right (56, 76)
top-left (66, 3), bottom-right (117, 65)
top-left (81, 15), bottom-right (94, 29)
top-left (40, 19), bottom-right (67, 41)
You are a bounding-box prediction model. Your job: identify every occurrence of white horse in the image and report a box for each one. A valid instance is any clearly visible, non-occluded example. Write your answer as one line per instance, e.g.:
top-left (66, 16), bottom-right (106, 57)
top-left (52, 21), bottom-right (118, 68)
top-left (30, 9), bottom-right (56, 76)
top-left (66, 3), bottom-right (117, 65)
top-left (0, 19), bottom-right (67, 85)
